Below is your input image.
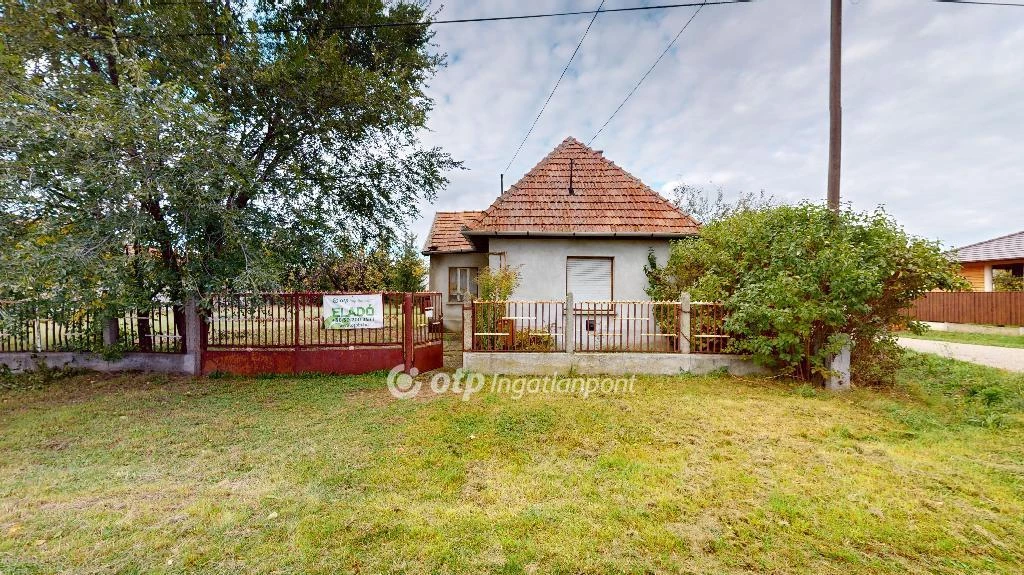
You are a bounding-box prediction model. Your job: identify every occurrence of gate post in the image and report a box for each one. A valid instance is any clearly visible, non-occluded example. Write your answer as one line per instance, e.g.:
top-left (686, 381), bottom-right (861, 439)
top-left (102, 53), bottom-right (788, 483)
top-left (403, 293), bottom-right (415, 373)
top-left (680, 292), bottom-right (691, 354)
top-left (184, 298), bottom-right (203, 375)
top-left (462, 302), bottom-right (473, 352)
top-left (102, 316), bottom-right (120, 347)
top-left (565, 292), bottom-right (575, 355)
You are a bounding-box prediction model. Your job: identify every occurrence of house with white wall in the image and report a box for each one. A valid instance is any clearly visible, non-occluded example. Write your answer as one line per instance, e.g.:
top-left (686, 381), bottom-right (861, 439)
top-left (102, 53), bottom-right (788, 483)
top-left (423, 137), bottom-right (699, 331)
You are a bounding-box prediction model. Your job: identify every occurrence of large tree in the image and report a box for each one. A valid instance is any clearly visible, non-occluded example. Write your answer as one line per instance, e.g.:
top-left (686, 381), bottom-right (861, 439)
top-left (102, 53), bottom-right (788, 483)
top-left (0, 0), bottom-right (457, 338)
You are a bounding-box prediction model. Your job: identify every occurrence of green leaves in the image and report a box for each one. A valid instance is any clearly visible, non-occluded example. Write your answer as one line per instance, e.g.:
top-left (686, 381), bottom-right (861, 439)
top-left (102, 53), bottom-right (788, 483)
top-left (1, 0), bottom-right (458, 309)
top-left (650, 203), bottom-right (969, 383)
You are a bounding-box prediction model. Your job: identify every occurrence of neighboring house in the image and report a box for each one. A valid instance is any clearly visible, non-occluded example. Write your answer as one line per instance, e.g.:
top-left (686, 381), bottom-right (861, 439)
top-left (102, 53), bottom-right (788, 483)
top-left (422, 137), bottom-right (699, 331)
top-left (954, 230), bottom-right (1024, 291)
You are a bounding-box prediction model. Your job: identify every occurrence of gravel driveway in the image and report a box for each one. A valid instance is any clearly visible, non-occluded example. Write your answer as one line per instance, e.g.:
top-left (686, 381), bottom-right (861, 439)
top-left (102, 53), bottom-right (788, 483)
top-left (898, 337), bottom-right (1024, 372)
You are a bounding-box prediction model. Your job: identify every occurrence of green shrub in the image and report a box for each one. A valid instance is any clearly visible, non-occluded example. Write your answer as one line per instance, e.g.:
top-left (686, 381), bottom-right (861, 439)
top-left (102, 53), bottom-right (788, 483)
top-left (475, 266), bottom-right (521, 301)
top-left (511, 331), bottom-right (556, 352)
top-left (993, 269), bottom-right (1024, 292)
top-left (647, 203), bottom-right (968, 384)
top-left (473, 266), bottom-right (522, 351)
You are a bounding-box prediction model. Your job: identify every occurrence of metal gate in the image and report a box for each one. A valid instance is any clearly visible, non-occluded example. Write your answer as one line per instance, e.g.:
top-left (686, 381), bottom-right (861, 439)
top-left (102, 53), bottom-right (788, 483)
top-left (200, 292), bottom-right (443, 376)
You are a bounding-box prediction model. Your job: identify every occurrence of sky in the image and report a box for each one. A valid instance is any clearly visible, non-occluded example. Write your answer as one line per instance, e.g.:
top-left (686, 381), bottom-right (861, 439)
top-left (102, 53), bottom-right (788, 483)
top-left (410, 0), bottom-right (1024, 251)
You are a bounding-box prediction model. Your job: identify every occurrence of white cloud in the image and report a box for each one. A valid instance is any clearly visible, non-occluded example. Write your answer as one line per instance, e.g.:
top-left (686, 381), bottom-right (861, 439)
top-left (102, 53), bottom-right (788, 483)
top-left (410, 0), bottom-right (1024, 251)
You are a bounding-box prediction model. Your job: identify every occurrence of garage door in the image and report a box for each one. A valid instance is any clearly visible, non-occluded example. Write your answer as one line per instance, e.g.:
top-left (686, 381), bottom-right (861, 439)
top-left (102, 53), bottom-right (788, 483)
top-left (566, 257), bottom-right (612, 302)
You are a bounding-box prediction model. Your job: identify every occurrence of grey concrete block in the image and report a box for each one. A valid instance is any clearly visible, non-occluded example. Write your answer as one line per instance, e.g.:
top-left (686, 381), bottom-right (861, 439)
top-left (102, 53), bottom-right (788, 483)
top-left (463, 351), bottom-right (768, 377)
top-left (0, 352), bottom-right (192, 374)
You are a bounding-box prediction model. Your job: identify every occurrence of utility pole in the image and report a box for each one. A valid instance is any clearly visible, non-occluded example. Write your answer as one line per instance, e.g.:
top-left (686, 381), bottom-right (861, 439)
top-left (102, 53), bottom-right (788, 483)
top-left (827, 0), bottom-right (842, 212)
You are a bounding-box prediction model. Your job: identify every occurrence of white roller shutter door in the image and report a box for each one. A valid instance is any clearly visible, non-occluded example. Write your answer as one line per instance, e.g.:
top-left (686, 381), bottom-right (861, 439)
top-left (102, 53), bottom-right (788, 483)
top-left (566, 257), bottom-right (612, 302)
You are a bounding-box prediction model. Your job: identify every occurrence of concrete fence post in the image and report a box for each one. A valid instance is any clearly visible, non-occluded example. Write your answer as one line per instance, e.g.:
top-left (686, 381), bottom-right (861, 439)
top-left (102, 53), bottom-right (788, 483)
top-left (184, 298), bottom-right (203, 376)
top-left (826, 334), bottom-right (852, 391)
top-left (680, 292), bottom-right (691, 354)
top-left (462, 302), bottom-right (473, 353)
top-left (565, 292), bottom-right (575, 355)
top-left (102, 316), bottom-right (120, 347)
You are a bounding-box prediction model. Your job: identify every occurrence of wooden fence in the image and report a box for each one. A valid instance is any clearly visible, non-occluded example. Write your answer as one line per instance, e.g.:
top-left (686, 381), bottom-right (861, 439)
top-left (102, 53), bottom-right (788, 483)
top-left (907, 292), bottom-right (1024, 326)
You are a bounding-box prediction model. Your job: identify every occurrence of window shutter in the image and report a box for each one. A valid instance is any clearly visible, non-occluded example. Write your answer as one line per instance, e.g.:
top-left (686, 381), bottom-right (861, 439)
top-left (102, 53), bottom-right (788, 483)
top-left (566, 258), bottom-right (612, 302)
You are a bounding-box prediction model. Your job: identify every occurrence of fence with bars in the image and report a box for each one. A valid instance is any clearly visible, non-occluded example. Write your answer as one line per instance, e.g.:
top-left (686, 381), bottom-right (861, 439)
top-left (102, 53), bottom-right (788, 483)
top-left (0, 301), bottom-right (183, 354)
top-left (468, 294), bottom-right (733, 354)
top-left (205, 292), bottom-right (442, 350)
top-left (1, 292), bottom-right (444, 376)
top-left (200, 291), bottom-right (444, 376)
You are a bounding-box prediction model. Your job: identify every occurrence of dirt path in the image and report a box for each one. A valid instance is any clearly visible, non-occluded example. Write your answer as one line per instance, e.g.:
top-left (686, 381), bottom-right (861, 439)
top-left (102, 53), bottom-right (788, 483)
top-left (898, 337), bottom-right (1024, 372)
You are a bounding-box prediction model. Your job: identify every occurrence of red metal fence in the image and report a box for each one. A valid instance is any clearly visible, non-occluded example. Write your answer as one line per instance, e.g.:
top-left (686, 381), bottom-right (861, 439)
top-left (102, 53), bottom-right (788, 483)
top-left (575, 300), bottom-right (681, 353)
top-left (907, 292), bottom-right (1024, 326)
top-left (201, 292), bottom-right (443, 375)
top-left (472, 301), bottom-right (566, 352)
top-left (691, 302), bottom-right (731, 354)
top-left (469, 299), bottom-right (732, 354)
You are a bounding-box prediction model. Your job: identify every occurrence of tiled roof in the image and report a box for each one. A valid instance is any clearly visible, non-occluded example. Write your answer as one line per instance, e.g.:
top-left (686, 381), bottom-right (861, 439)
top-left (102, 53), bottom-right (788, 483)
top-left (421, 211), bottom-right (484, 254)
top-left (955, 230), bottom-right (1024, 263)
top-left (467, 137), bottom-right (699, 236)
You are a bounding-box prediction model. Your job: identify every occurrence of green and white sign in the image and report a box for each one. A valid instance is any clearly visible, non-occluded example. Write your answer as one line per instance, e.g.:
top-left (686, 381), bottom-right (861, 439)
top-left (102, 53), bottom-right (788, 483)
top-left (323, 294), bottom-right (384, 329)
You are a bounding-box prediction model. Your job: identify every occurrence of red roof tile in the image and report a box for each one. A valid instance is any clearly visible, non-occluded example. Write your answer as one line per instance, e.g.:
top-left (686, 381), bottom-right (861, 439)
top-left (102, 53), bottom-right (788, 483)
top-left (422, 211), bottom-right (484, 254)
top-left (467, 137), bottom-right (699, 236)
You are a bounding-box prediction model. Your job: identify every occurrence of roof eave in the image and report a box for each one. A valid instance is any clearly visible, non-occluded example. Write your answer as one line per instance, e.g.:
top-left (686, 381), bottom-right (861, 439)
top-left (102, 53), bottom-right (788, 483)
top-left (461, 229), bottom-right (698, 239)
top-left (421, 248), bottom-right (484, 256)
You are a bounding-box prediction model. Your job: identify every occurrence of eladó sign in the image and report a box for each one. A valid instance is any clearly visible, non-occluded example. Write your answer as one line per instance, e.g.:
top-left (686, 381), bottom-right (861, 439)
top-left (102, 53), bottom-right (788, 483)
top-left (323, 294), bottom-right (385, 329)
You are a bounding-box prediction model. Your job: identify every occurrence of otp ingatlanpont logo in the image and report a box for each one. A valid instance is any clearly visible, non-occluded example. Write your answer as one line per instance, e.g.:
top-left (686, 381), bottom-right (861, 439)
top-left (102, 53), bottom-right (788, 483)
top-left (386, 365), bottom-right (421, 399)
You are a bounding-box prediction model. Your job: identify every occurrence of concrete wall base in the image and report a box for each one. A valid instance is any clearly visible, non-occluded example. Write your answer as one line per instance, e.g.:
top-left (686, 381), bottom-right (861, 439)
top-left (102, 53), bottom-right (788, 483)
top-left (921, 321), bottom-right (1024, 336)
top-left (0, 352), bottom-right (195, 375)
top-left (463, 351), bottom-right (768, 376)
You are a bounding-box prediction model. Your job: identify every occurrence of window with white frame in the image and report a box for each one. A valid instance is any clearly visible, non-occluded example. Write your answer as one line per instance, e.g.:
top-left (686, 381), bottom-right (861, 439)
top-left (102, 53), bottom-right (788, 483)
top-left (448, 267), bottom-right (478, 302)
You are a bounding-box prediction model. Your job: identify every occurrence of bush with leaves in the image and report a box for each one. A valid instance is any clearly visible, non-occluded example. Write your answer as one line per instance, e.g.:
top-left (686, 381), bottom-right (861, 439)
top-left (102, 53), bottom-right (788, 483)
top-left (647, 203), bottom-right (968, 384)
top-left (993, 269), bottom-right (1024, 292)
top-left (475, 266), bottom-right (521, 301)
top-left (473, 266), bottom-right (522, 350)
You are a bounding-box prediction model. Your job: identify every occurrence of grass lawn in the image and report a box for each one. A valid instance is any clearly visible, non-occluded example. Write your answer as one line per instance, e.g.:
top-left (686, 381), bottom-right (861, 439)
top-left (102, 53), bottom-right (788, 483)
top-left (899, 329), bottom-right (1024, 349)
top-left (1, 354), bottom-right (1023, 574)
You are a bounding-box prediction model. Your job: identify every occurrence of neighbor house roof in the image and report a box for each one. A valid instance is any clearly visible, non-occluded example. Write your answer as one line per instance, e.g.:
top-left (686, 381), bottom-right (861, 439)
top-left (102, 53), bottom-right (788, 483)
top-left (421, 211), bottom-right (484, 254)
top-left (955, 230), bottom-right (1024, 263)
top-left (464, 137), bottom-right (699, 237)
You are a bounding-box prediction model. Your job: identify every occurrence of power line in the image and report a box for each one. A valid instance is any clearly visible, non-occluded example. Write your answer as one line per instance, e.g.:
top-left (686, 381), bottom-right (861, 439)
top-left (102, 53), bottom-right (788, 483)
top-left (933, 0), bottom-right (1024, 6)
top-left (504, 0), bottom-right (606, 175)
top-left (91, 1), bottom-right (750, 39)
top-left (588, 1), bottom-right (708, 145)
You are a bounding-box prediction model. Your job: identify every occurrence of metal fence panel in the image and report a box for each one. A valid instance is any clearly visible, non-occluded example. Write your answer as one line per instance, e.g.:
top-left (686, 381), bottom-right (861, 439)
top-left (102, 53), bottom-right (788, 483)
top-left (574, 300), bottom-right (680, 353)
top-left (690, 302), bottom-right (730, 354)
top-left (472, 300), bottom-right (566, 352)
top-left (205, 292), bottom-right (443, 350)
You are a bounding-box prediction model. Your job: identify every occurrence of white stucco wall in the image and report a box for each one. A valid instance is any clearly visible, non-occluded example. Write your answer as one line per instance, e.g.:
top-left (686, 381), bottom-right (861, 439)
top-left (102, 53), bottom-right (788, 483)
top-left (487, 237), bottom-right (671, 301)
top-left (428, 252), bottom-right (488, 331)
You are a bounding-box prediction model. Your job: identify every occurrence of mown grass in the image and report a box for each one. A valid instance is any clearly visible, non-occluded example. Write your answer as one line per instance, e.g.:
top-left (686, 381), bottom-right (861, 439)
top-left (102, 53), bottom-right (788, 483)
top-left (899, 329), bottom-right (1024, 349)
top-left (1, 353), bottom-right (1022, 574)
